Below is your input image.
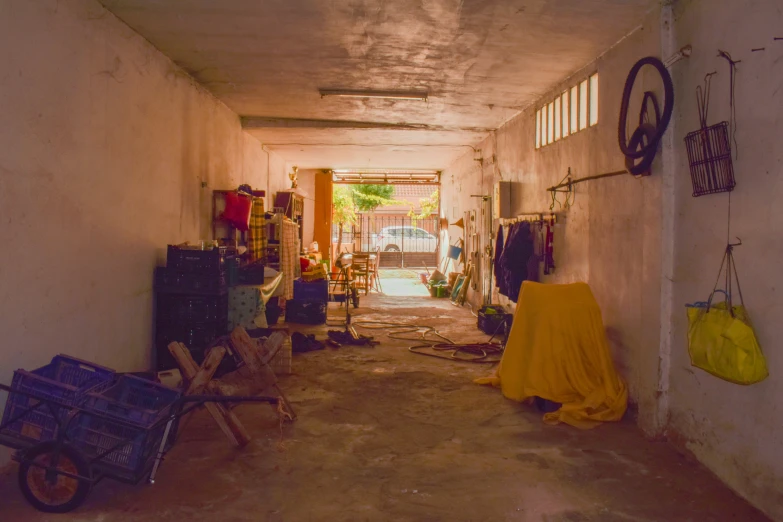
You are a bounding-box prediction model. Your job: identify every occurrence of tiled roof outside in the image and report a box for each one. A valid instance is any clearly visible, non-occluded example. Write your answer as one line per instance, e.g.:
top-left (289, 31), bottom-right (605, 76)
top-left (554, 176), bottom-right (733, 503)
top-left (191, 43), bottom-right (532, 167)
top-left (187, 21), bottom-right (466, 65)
top-left (393, 184), bottom-right (437, 198)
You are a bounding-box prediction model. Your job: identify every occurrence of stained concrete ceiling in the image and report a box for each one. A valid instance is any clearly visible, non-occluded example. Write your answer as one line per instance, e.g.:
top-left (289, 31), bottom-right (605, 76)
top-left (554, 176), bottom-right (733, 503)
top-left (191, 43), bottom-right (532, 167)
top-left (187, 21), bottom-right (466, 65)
top-left (100, 0), bottom-right (656, 170)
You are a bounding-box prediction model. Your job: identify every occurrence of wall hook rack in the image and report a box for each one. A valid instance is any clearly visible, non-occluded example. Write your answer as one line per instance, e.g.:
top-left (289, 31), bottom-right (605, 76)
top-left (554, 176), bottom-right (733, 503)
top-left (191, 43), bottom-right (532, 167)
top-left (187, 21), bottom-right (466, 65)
top-left (499, 212), bottom-right (558, 226)
top-left (546, 167), bottom-right (629, 193)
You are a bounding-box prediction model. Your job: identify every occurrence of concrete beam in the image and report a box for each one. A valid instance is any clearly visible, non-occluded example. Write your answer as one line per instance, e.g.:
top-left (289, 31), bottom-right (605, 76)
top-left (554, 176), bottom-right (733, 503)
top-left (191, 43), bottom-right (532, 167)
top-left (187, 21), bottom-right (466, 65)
top-left (240, 116), bottom-right (493, 134)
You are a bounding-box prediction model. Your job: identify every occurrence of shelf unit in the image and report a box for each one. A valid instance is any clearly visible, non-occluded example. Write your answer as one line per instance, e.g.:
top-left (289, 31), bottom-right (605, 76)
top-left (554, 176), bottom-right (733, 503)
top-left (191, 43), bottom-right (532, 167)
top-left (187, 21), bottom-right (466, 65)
top-left (264, 213), bottom-right (283, 271)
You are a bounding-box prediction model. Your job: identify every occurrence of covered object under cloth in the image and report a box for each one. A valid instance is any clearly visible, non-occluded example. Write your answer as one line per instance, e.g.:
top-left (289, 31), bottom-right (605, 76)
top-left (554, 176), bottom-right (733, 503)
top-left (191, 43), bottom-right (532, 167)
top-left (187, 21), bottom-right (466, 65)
top-left (476, 281), bottom-right (627, 429)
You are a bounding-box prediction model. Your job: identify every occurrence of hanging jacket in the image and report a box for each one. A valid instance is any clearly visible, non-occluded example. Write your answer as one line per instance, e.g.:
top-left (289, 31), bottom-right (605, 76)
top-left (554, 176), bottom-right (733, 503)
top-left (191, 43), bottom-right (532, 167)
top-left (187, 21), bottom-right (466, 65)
top-left (500, 221), bottom-right (535, 302)
top-left (494, 225), bottom-right (505, 295)
top-left (498, 223), bottom-right (516, 297)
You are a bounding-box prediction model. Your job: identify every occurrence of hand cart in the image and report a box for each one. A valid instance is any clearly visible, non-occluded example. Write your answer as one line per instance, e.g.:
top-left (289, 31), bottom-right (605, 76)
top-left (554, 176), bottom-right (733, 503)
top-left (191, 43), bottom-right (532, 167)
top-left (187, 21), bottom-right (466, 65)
top-left (328, 253), bottom-right (360, 314)
top-left (0, 381), bottom-right (280, 513)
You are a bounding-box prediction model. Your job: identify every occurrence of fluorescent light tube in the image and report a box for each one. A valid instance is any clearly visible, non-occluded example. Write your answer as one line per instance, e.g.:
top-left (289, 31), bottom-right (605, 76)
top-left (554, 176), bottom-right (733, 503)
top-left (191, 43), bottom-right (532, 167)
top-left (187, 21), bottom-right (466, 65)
top-left (319, 89), bottom-right (428, 101)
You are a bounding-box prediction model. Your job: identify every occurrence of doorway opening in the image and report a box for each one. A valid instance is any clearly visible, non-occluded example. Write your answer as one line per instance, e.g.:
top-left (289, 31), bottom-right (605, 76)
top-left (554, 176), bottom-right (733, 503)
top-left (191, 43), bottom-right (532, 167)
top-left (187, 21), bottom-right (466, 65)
top-left (331, 179), bottom-right (440, 297)
top-left (331, 183), bottom-right (440, 267)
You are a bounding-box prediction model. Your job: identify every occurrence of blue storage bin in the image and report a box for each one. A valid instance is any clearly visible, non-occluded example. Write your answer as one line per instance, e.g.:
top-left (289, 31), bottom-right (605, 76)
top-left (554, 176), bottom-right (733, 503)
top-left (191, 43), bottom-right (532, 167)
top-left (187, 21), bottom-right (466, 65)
top-left (0, 355), bottom-right (115, 444)
top-left (83, 375), bottom-right (181, 426)
top-left (293, 278), bottom-right (329, 302)
top-left (72, 375), bottom-right (181, 473)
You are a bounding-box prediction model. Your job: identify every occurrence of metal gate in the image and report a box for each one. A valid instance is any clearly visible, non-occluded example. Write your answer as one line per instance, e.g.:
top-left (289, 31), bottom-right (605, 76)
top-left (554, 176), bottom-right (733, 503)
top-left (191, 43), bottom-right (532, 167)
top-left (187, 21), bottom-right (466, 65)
top-left (332, 215), bottom-right (439, 268)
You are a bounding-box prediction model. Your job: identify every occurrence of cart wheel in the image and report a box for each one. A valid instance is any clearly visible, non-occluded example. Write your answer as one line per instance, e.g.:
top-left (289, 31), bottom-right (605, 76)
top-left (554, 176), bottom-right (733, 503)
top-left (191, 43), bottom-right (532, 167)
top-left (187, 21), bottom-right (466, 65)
top-left (18, 441), bottom-right (91, 513)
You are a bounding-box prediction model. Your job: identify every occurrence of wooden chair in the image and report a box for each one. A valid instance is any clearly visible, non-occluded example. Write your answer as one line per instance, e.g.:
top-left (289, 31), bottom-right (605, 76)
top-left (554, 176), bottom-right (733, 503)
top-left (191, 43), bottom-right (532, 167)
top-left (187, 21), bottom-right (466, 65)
top-left (352, 253), bottom-right (371, 295)
top-left (369, 246), bottom-right (382, 293)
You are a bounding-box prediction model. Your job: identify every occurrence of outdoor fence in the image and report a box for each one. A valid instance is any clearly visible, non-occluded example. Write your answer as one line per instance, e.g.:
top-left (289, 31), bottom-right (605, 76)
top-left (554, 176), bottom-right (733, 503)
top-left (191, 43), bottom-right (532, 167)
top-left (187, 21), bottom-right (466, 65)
top-left (332, 214), bottom-right (439, 268)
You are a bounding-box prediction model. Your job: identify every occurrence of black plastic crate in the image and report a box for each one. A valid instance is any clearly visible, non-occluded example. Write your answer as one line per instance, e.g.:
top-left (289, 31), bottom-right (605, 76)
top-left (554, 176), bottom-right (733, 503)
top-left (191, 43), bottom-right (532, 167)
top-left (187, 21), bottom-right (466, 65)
top-left (294, 279), bottom-right (329, 302)
top-left (238, 261), bottom-right (265, 285)
top-left (265, 297), bottom-right (282, 325)
top-left (155, 267), bottom-right (227, 296)
top-left (477, 306), bottom-right (513, 336)
top-left (285, 299), bottom-right (327, 325)
top-left (156, 294), bottom-right (228, 324)
top-left (226, 257), bottom-right (240, 286)
top-left (167, 245), bottom-right (233, 274)
top-left (156, 321), bottom-right (225, 350)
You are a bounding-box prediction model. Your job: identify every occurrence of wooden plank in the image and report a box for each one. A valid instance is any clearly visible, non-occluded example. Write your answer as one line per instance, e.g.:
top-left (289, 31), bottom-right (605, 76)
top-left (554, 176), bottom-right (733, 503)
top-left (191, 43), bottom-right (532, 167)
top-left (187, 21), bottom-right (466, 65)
top-left (259, 331), bottom-right (287, 365)
top-left (186, 346), bottom-right (226, 394)
top-left (167, 341), bottom-right (251, 448)
top-left (168, 342), bottom-right (198, 382)
top-left (229, 328), bottom-right (296, 420)
top-left (203, 380), bottom-right (252, 447)
top-left (202, 402), bottom-right (239, 447)
top-left (230, 327), bottom-right (264, 373)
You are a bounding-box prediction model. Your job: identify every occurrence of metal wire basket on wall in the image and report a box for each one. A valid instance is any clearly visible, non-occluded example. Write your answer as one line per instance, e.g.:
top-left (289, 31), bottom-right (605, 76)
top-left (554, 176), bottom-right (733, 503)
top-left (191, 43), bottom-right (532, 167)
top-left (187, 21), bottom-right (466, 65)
top-left (684, 73), bottom-right (736, 198)
top-left (684, 121), bottom-right (736, 197)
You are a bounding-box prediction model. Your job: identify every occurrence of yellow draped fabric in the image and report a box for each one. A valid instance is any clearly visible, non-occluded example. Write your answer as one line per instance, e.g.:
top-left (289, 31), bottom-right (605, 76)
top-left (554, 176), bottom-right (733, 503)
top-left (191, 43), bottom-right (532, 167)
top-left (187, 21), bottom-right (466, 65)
top-left (475, 281), bottom-right (627, 429)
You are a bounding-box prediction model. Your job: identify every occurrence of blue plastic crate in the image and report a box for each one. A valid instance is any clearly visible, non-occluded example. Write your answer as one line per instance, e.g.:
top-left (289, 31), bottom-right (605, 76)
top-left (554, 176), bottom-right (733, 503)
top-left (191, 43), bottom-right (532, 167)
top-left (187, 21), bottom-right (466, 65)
top-left (83, 375), bottom-right (181, 427)
top-left (72, 375), bottom-right (181, 473)
top-left (294, 278), bottom-right (329, 302)
top-left (0, 355), bottom-right (115, 444)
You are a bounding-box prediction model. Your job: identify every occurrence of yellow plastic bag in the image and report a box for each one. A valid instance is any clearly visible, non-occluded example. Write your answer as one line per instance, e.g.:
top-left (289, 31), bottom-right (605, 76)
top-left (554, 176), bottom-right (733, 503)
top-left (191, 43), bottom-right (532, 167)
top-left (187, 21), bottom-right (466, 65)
top-left (687, 302), bottom-right (767, 385)
top-left (686, 243), bottom-right (768, 385)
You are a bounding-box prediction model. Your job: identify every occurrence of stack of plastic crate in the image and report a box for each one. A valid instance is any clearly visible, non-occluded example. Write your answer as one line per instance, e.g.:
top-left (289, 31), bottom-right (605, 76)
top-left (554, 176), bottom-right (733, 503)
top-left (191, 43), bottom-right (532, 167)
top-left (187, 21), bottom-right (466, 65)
top-left (71, 374), bottom-right (182, 477)
top-left (0, 355), bottom-right (115, 445)
top-left (155, 245), bottom-right (237, 370)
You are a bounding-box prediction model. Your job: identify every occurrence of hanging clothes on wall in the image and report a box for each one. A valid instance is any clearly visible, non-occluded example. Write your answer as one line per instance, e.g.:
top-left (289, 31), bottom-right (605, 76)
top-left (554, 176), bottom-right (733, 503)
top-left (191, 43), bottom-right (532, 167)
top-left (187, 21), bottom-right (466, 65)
top-left (497, 223), bottom-right (515, 299)
top-left (494, 224), bottom-right (506, 296)
top-left (247, 197), bottom-right (266, 262)
top-left (498, 221), bottom-right (536, 302)
top-left (280, 217), bottom-right (301, 300)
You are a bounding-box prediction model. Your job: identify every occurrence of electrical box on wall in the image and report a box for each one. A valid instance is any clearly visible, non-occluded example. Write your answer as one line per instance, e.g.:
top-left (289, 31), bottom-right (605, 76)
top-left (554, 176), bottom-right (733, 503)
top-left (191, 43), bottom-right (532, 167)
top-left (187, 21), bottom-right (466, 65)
top-left (493, 181), bottom-right (512, 219)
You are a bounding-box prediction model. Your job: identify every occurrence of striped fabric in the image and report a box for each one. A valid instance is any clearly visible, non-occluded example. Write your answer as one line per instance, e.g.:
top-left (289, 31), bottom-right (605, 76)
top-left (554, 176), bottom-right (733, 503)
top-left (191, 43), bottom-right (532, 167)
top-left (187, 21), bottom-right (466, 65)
top-left (281, 218), bottom-right (300, 300)
top-left (248, 197), bottom-right (266, 262)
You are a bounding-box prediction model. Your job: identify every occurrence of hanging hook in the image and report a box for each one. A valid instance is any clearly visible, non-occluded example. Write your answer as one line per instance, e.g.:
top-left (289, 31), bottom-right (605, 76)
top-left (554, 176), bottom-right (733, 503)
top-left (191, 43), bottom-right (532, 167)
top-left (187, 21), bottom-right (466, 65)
top-left (717, 50), bottom-right (741, 65)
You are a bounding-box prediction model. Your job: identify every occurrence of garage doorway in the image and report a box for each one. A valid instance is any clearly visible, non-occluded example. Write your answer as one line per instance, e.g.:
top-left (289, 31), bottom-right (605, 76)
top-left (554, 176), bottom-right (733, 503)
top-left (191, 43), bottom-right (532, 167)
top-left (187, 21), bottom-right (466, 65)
top-left (331, 171), bottom-right (440, 269)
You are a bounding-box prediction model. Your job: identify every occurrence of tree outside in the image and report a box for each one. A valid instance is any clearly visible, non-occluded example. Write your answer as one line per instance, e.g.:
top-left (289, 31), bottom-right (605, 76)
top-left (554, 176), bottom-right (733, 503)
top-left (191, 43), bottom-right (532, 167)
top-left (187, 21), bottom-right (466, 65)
top-left (332, 185), bottom-right (358, 254)
top-left (408, 189), bottom-right (439, 227)
top-left (351, 184), bottom-right (397, 212)
top-left (332, 184), bottom-right (439, 255)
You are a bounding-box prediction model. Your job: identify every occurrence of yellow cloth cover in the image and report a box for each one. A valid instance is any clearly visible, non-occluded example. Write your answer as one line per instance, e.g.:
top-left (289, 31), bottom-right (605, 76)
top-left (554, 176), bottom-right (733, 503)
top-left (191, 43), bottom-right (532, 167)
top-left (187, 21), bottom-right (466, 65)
top-left (475, 281), bottom-right (627, 429)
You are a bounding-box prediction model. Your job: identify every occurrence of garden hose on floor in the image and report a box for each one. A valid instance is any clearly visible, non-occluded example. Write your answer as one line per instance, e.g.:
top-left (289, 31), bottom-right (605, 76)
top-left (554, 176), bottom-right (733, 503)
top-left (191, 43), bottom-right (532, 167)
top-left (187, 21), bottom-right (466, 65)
top-left (353, 320), bottom-right (505, 364)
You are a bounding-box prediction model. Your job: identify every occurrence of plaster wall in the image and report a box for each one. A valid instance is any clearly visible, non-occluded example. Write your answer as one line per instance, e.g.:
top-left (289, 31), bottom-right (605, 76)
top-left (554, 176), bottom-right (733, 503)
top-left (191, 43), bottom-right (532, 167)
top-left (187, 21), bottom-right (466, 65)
top-left (0, 0), bottom-right (287, 464)
top-left (267, 153), bottom-right (290, 206)
top-left (442, 1), bottom-right (783, 517)
top-left (667, 0), bottom-right (783, 517)
top-left (442, 9), bottom-right (665, 430)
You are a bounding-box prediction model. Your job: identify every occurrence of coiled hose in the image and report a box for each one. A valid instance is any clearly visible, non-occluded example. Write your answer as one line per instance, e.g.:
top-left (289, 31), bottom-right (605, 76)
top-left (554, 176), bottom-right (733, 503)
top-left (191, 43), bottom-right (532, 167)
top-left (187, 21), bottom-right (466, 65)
top-left (353, 320), bottom-right (505, 363)
top-left (618, 56), bottom-right (674, 176)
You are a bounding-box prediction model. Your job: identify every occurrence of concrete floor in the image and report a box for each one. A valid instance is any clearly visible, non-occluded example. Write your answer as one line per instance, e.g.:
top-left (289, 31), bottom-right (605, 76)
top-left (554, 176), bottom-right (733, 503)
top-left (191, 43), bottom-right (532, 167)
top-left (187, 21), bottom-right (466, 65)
top-left (0, 276), bottom-right (771, 521)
